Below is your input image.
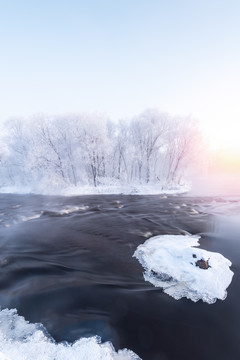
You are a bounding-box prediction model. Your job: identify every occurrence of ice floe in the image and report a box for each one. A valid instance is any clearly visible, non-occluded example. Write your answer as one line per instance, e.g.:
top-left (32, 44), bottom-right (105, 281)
top-left (133, 234), bottom-right (234, 304)
top-left (0, 309), bottom-right (141, 360)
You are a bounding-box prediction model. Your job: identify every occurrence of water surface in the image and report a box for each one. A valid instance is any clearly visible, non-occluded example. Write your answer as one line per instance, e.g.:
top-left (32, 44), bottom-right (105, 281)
top-left (0, 194), bottom-right (239, 360)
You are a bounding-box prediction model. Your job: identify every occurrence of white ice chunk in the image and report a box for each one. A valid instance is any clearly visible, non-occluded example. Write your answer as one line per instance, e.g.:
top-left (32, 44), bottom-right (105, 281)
top-left (0, 309), bottom-right (141, 360)
top-left (188, 208), bottom-right (199, 215)
top-left (21, 214), bottom-right (42, 222)
top-left (133, 234), bottom-right (234, 304)
top-left (59, 206), bottom-right (83, 214)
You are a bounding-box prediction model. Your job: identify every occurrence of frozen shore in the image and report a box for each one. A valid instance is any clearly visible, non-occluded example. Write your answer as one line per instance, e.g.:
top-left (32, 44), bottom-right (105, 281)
top-left (0, 309), bottom-right (140, 360)
top-left (0, 182), bottom-right (190, 196)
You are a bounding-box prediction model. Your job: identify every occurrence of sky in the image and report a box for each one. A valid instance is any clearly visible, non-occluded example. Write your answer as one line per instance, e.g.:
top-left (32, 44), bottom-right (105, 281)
top-left (0, 0), bottom-right (240, 149)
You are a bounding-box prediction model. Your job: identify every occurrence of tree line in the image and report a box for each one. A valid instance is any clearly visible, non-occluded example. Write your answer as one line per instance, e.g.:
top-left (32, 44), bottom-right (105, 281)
top-left (0, 109), bottom-right (201, 191)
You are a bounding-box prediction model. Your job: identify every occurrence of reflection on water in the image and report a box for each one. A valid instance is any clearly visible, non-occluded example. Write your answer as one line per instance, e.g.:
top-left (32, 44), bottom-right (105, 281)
top-left (0, 194), bottom-right (239, 360)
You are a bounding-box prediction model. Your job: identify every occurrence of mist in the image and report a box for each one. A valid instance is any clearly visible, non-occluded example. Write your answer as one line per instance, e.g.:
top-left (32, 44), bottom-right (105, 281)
top-left (189, 169), bottom-right (240, 197)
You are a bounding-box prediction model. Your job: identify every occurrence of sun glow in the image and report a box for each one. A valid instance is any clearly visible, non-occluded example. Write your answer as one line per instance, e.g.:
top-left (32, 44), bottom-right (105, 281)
top-left (202, 121), bottom-right (240, 151)
top-left (200, 117), bottom-right (240, 172)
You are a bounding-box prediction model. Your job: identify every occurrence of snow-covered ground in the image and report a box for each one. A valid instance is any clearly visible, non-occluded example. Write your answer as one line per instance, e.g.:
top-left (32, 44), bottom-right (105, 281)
top-left (0, 309), bottom-right (140, 360)
top-left (0, 182), bottom-right (190, 196)
top-left (133, 234), bottom-right (234, 304)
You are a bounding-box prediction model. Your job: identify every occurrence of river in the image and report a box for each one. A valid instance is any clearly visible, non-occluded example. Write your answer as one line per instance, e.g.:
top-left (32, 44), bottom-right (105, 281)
top-left (0, 194), bottom-right (239, 360)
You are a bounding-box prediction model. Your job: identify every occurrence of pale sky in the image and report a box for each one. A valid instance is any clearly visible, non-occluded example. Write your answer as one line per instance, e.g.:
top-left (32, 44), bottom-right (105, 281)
top-left (1, 0), bottom-right (240, 146)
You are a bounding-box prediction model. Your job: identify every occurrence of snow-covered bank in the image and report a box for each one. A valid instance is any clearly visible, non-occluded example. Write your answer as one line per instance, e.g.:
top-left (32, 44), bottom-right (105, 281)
top-left (0, 183), bottom-right (190, 196)
top-left (133, 234), bottom-right (234, 304)
top-left (61, 183), bottom-right (190, 196)
top-left (0, 309), bottom-right (140, 360)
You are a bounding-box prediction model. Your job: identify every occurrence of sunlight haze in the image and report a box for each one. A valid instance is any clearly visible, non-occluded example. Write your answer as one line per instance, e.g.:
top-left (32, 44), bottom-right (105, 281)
top-left (0, 0), bottom-right (240, 154)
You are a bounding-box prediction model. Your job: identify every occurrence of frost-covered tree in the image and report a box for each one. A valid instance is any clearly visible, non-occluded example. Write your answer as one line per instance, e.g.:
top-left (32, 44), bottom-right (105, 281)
top-left (0, 140), bottom-right (10, 186)
top-left (111, 120), bottom-right (131, 182)
top-left (130, 109), bottom-right (169, 183)
top-left (0, 110), bottom-right (202, 191)
top-left (163, 117), bottom-right (200, 184)
top-left (3, 118), bottom-right (34, 187)
top-left (73, 114), bottom-right (112, 187)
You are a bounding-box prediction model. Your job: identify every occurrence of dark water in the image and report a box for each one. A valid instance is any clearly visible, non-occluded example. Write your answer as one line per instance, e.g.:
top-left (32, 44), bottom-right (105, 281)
top-left (0, 194), bottom-right (239, 360)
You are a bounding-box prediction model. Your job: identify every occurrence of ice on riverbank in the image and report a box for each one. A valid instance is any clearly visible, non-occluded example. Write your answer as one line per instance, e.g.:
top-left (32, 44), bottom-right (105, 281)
top-left (0, 309), bottom-right (140, 360)
top-left (133, 234), bottom-right (234, 304)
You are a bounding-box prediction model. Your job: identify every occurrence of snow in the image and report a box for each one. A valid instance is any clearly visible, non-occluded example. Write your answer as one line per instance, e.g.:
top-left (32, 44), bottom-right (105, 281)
top-left (0, 182), bottom-right (190, 196)
top-left (62, 183), bottom-right (190, 196)
top-left (0, 309), bottom-right (141, 360)
top-left (133, 234), bottom-right (234, 304)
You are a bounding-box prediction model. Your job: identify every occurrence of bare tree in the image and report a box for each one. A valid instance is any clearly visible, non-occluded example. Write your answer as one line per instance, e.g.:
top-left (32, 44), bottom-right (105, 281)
top-left (0, 110), bottom-right (202, 191)
top-left (130, 109), bottom-right (168, 183)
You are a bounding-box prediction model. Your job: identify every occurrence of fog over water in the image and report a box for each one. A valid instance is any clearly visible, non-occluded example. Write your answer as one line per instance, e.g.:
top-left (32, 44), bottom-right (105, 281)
top-left (189, 171), bottom-right (240, 197)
